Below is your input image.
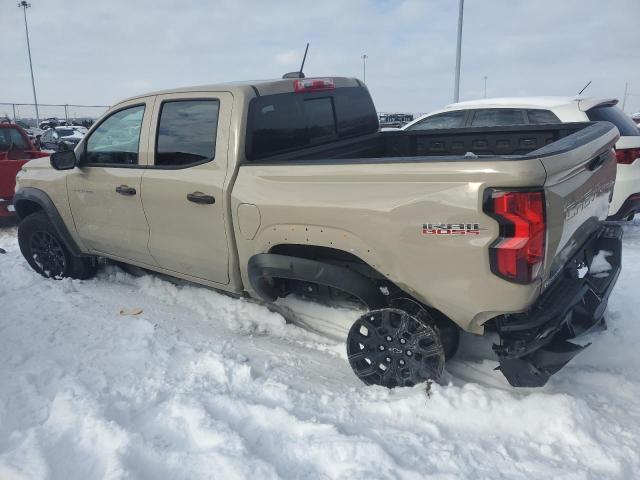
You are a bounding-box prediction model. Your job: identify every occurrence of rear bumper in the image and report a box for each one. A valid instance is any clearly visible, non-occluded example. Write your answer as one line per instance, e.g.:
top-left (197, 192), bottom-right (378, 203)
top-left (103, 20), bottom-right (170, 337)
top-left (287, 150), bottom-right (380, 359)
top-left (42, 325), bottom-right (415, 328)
top-left (494, 224), bottom-right (622, 387)
top-left (607, 193), bottom-right (640, 221)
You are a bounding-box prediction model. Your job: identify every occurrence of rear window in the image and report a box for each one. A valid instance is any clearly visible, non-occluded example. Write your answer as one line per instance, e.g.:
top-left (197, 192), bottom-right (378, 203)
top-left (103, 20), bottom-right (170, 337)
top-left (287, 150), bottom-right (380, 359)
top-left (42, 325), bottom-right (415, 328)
top-left (56, 128), bottom-right (75, 137)
top-left (587, 106), bottom-right (640, 136)
top-left (246, 86), bottom-right (378, 160)
top-left (470, 109), bottom-right (526, 127)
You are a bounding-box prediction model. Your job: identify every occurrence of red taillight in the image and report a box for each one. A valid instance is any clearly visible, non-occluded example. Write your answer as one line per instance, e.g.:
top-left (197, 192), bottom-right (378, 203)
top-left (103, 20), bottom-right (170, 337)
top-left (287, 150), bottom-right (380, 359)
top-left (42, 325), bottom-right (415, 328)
top-left (483, 189), bottom-right (546, 284)
top-left (614, 148), bottom-right (640, 165)
top-left (293, 78), bottom-right (335, 93)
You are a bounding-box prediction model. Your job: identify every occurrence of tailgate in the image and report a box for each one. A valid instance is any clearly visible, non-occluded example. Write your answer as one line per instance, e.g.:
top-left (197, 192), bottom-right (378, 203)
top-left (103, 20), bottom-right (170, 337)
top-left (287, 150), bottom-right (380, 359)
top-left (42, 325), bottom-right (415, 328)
top-left (534, 122), bottom-right (619, 288)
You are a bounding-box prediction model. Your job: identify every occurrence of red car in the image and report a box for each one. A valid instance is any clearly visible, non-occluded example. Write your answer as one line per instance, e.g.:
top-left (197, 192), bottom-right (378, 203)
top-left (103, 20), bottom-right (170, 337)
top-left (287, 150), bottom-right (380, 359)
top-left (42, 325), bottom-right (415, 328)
top-left (0, 124), bottom-right (48, 217)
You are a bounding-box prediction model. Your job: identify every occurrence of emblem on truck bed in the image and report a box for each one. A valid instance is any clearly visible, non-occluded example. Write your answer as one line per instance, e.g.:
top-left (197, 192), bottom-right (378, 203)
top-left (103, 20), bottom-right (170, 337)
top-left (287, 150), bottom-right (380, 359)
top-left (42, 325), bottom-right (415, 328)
top-left (422, 223), bottom-right (485, 235)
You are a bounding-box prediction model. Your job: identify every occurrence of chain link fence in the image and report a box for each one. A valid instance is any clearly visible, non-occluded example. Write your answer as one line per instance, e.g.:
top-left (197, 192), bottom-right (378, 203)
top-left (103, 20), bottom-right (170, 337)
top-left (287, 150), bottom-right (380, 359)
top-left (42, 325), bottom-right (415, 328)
top-left (0, 102), bottom-right (110, 128)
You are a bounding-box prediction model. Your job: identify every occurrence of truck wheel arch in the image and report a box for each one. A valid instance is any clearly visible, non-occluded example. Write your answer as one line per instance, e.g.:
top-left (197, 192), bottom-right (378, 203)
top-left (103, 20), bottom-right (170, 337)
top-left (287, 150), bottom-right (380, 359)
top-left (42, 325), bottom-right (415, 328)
top-left (13, 187), bottom-right (83, 257)
top-left (247, 244), bottom-right (388, 309)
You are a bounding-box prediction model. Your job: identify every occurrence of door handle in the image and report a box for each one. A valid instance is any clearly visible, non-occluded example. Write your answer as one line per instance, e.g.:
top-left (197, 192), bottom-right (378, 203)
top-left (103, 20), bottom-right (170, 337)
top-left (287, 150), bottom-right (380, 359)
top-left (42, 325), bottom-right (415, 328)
top-left (187, 192), bottom-right (215, 205)
top-left (115, 185), bottom-right (137, 196)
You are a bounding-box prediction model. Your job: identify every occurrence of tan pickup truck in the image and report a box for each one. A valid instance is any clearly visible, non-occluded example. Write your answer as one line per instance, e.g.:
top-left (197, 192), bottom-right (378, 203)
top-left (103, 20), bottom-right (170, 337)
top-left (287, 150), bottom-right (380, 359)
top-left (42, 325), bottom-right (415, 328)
top-left (13, 76), bottom-right (623, 388)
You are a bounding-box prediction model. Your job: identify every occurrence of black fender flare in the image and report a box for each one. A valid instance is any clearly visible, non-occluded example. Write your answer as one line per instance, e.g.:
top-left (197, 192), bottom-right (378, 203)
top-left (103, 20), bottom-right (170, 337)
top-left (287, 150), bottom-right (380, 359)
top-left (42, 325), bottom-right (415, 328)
top-left (247, 253), bottom-right (387, 309)
top-left (13, 187), bottom-right (83, 256)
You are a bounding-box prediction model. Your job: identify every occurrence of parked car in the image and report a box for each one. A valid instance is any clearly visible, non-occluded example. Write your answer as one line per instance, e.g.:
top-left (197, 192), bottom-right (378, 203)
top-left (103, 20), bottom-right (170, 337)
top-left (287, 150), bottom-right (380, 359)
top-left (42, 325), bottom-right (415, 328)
top-left (39, 126), bottom-right (87, 151)
top-left (14, 77), bottom-right (621, 388)
top-left (403, 97), bottom-right (640, 220)
top-left (0, 124), bottom-right (48, 217)
top-left (39, 117), bottom-right (63, 130)
top-left (14, 120), bottom-right (44, 146)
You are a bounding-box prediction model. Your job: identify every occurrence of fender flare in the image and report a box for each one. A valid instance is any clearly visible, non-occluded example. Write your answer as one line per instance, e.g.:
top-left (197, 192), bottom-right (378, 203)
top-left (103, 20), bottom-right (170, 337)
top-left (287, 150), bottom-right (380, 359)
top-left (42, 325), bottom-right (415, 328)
top-left (13, 187), bottom-right (83, 256)
top-left (247, 253), bottom-right (387, 309)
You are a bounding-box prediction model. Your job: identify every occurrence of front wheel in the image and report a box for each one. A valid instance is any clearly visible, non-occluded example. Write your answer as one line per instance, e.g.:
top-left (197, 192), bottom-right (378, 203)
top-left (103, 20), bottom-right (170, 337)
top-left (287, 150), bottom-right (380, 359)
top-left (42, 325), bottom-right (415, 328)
top-left (18, 211), bottom-right (96, 279)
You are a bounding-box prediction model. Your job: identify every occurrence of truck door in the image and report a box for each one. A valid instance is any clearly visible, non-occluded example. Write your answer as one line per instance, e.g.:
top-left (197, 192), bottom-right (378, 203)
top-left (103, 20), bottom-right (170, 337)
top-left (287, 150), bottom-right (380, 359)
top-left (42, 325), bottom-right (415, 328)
top-left (67, 99), bottom-right (157, 265)
top-left (140, 92), bottom-right (232, 284)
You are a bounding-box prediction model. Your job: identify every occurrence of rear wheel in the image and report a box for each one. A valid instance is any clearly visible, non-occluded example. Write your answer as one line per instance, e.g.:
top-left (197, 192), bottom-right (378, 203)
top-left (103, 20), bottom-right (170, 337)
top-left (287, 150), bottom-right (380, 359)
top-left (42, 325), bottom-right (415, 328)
top-left (18, 211), bottom-right (96, 279)
top-left (347, 306), bottom-right (445, 388)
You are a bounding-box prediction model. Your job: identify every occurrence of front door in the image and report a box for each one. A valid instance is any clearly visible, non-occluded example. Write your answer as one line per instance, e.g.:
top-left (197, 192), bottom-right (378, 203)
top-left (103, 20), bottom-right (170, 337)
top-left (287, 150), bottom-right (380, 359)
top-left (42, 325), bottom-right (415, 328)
top-left (140, 92), bottom-right (233, 284)
top-left (67, 100), bottom-right (157, 266)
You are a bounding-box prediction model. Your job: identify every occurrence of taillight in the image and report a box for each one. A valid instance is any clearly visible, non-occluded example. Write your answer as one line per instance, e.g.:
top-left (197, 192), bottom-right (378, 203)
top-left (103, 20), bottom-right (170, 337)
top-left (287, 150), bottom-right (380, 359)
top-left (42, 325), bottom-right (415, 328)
top-left (614, 148), bottom-right (640, 165)
top-left (294, 78), bottom-right (335, 93)
top-left (483, 189), bottom-right (546, 284)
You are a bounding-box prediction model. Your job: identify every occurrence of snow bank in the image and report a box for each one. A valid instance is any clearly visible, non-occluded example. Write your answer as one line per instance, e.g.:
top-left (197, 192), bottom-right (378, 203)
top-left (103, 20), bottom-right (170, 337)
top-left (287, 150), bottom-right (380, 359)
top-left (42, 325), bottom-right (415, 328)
top-left (2, 223), bottom-right (640, 479)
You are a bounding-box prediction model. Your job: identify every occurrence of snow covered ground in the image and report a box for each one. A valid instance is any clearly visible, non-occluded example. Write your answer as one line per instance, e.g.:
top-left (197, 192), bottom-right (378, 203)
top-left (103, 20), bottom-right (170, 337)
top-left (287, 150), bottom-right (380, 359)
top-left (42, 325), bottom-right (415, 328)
top-left (1, 221), bottom-right (640, 480)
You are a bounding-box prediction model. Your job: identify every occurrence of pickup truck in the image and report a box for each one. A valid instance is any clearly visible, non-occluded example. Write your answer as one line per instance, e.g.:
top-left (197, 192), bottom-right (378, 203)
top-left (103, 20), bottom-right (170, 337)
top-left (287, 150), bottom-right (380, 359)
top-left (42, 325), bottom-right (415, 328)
top-left (13, 77), bottom-right (622, 388)
top-left (0, 124), bottom-right (48, 217)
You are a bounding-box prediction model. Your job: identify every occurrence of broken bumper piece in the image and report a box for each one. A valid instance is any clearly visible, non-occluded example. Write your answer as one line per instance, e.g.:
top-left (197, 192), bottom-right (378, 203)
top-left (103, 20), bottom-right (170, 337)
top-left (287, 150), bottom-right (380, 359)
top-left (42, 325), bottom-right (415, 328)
top-left (494, 224), bottom-right (623, 387)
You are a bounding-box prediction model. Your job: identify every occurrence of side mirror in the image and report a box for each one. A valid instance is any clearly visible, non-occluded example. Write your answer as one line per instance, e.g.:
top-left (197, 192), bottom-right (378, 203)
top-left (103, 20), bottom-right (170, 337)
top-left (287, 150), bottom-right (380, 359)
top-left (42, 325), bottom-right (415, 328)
top-left (50, 150), bottom-right (77, 170)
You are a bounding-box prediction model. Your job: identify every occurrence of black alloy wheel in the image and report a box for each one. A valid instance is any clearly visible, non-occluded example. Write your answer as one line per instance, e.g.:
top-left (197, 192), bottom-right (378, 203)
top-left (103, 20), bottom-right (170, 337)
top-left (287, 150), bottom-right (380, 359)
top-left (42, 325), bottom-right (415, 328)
top-left (30, 230), bottom-right (67, 278)
top-left (347, 306), bottom-right (445, 388)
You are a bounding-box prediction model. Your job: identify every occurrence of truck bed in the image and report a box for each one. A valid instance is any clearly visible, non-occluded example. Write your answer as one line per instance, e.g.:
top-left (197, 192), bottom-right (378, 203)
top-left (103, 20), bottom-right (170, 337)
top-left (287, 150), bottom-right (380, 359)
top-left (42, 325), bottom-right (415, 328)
top-left (249, 122), bottom-right (604, 164)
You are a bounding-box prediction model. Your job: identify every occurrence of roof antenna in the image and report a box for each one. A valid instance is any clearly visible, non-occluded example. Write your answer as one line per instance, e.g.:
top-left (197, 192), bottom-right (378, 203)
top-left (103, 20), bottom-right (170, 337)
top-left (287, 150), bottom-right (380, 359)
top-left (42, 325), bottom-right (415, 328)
top-left (282, 43), bottom-right (309, 79)
top-left (578, 80), bottom-right (592, 96)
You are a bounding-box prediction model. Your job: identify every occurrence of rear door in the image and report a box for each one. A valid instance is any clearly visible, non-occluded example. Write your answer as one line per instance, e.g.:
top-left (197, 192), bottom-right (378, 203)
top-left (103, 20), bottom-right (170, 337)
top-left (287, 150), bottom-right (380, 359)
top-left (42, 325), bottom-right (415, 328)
top-left (67, 99), bottom-right (157, 265)
top-left (140, 92), bottom-right (232, 284)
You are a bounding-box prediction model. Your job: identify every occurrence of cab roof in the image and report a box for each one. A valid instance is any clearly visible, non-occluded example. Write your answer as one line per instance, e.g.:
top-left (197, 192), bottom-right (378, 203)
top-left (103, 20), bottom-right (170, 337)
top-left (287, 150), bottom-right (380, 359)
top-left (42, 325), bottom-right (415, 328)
top-left (116, 77), bottom-right (363, 106)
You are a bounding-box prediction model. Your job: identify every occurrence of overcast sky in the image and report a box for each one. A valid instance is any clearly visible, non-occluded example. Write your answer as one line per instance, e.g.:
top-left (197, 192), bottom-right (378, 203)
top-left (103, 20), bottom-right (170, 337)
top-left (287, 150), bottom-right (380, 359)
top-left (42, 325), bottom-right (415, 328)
top-left (2, 0), bottom-right (639, 119)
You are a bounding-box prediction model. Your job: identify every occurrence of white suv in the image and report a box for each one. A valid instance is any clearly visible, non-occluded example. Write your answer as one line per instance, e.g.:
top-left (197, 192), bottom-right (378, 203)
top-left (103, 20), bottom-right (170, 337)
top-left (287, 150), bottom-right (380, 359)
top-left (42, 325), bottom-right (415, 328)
top-left (404, 97), bottom-right (640, 220)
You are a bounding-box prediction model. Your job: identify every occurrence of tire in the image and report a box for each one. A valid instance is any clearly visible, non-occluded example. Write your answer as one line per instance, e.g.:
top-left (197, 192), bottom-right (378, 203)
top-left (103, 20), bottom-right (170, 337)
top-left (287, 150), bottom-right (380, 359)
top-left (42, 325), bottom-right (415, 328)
top-left (347, 306), bottom-right (445, 388)
top-left (18, 211), bottom-right (96, 280)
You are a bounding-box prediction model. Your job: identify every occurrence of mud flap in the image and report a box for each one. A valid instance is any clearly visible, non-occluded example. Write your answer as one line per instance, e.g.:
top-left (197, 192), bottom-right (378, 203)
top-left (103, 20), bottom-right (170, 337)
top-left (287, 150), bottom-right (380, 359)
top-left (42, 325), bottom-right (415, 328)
top-left (498, 339), bottom-right (588, 387)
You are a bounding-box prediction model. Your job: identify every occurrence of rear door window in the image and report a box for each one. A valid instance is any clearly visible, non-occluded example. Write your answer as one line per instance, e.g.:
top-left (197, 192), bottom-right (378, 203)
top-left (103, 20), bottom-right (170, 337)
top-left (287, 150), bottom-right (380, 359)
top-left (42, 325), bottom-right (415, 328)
top-left (155, 99), bottom-right (220, 167)
top-left (470, 109), bottom-right (526, 127)
top-left (587, 106), bottom-right (640, 136)
top-left (406, 111), bottom-right (466, 130)
top-left (526, 109), bottom-right (561, 124)
top-left (246, 86), bottom-right (378, 160)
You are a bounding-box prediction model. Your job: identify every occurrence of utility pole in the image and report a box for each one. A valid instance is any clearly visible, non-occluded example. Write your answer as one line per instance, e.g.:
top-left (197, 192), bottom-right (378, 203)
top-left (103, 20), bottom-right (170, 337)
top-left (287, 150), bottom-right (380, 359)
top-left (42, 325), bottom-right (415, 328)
top-left (622, 82), bottom-right (629, 112)
top-left (18, 1), bottom-right (40, 126)
top-left (361, 54), bottom-right (368, 83)
top-left (483, 76), bottom-right (488, 99)
top-left (453, 0), bottom-right (464, 102)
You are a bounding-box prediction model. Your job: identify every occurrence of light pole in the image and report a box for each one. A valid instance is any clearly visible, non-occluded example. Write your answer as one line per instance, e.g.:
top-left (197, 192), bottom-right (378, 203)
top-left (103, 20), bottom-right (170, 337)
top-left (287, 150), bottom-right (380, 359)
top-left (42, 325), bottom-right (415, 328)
top-left (483, 76), bottom-right (488, 99)
top-left (361, 54), bottom-right (368, 83)
top-left (453, 0), bottom-right (464, 102)
top-left (18, 1), bottom-right (40, 126)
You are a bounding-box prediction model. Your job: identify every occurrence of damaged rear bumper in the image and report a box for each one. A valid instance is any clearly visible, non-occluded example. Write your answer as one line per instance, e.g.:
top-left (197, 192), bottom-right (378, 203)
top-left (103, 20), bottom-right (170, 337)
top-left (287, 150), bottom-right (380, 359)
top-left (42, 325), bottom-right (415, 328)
top-left (494, 224), bottom-right (623, 387)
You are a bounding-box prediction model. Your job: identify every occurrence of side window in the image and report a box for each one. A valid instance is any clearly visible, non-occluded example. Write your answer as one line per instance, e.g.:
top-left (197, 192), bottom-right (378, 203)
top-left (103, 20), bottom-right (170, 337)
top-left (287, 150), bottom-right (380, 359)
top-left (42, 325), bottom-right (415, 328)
top-left (84, 105), bottom-right (145, 166)
top-left (9, 129), bottom-right (29, 149)
top-left (526, 109), bottom-right (561, 124)
top-left (0, 128), bottom-right (27, 149)
top-left (470, 109), bottom-right (525, 127)
top-left (407, 111), bottom-right (466, 130)
top-left (156, 99), bottom-right (220, 167)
